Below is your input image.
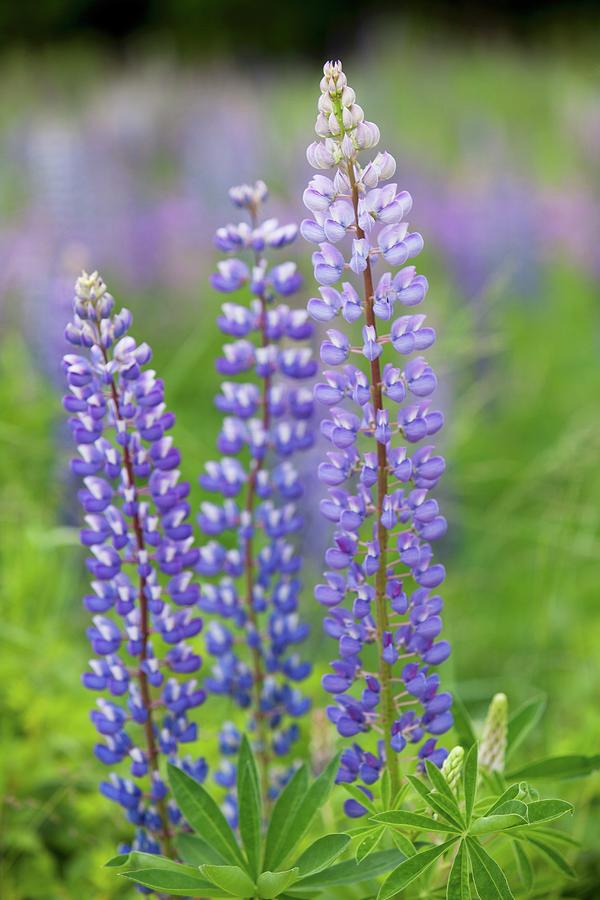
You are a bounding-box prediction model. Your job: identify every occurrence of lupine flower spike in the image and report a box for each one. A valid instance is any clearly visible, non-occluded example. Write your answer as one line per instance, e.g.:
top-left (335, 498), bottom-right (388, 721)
top-left (63, 272), bottom-right (206, 859)
top-left (479, 692), bottom-right (508, 772)
top-left (199, 182), bottom-right (314, 816)
top-left (442, 745), bottom-right (465, 794)
top-left (303, 62), bottom-right (453, 815)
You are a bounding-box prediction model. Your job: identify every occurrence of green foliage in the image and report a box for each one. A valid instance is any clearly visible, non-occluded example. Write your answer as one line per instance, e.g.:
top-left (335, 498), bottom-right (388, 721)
top-left (370, 731), bottom-right (576, 898)
top-left (2, 34), bottom-right (600, 898)
top-left (107, 747), bottom-right (396, 897)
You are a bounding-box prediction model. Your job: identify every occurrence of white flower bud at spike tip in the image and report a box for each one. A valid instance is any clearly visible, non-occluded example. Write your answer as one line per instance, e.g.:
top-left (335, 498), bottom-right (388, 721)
top-left (479, 693), bottom-right (508, 772)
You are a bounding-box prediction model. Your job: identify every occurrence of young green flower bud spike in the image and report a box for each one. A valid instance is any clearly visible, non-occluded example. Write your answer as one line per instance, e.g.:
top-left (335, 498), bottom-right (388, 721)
top-left (479, 692), bottom-right (508, 772)
top-left (441, 745), bottom-right (464, 793)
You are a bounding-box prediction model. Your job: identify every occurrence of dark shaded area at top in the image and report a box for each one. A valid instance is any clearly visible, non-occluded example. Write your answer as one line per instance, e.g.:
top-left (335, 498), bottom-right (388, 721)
top-left (1, 0), bottom-right (599, 57)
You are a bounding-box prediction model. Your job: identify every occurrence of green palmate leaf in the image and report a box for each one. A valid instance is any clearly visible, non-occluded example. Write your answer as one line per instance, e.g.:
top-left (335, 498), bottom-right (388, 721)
top-left (176, 833), bottom-right (230, 866)
top-left (295, 834), bottom-right (351, 877)
top-left (506, 754), bottom-right (600, 781)
top-left (256, 868), bottom-right (300, 897)
top-left (372, 809), bottom-right (461, 834)
top-left (122, 867), bottom-right (229, 897)
top-left (484, 786), bottom-right (521, 816)
top-left (531, 826), bottom-right (579, 847)
top-left (512, 841), bottom-right (533, 892)
top-left (470, 813), bottom-right (527, 835)
top-left (491, 800), bottom-right (528, 818)
top-left (526, 799), bottom-right (574, 825)
top-left (293, 850), bottom-right (399, 889)
top-left (376, 838), bottom-right (458, 900)
top-left (237, 736), bottom-right (262, 878)
top-left (425, 759), bottom-right (462, 808)
top-left (406, 776), bottom-right (463, 829)
top-left (389, 830), bottom-right (416, 857)
top-left (525, 836), bottom-right (576, 878)
top-left (105, 854), bottom-right (130, 868)
top-left (447, 841), bottom-right (470, 900)
top-left (263, 764), bottom-right (309, 870)
top-left (356, 826), bottom-right (384, 862)
top-left (506, 697), bottom-right (546, 759)
top-left (345, 824), bottom-right (378, 838)
top-left (453, 695), bottom-right (477, 749)
top-left (200, 864), bottom-right (256, 896)
top-left (428, 791), bottom-right (466, 829)
top-left (341, 782), bottom-right (378, 814)
top-left (463, 744), bottom-right (478, 825)
top-left (466, 838), bottom-right (514, 900)
top-left (269, 754), bottom-right (340, 870)
top-left (168, 764), bottom-right (245, 868)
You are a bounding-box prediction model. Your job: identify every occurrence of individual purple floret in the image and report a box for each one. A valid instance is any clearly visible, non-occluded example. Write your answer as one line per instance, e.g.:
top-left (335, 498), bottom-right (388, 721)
top-left (63, 271), bottom-right (207, 858)
top-left (303, 62), bottom-right (453, 815)
top-left (200, 181), bottom-right (314, 813)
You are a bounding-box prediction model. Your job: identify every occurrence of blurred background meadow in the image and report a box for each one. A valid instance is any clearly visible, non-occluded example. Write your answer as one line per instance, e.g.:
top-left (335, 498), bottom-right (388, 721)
top-left (1, 1), bottom-right (599, 896)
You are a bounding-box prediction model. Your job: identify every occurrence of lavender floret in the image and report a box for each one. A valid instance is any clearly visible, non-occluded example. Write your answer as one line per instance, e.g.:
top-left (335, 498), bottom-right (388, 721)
top-left (304, 61), bottom-right (453, 815)
top-left (200, 182), bottom-right (314, 814)
top-left (63, 271), bottom-right (206, 857)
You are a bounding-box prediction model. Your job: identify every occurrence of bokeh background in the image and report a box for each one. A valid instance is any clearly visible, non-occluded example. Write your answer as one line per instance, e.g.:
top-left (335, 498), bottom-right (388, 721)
top-left (1, 2), bottom-right (599, 897)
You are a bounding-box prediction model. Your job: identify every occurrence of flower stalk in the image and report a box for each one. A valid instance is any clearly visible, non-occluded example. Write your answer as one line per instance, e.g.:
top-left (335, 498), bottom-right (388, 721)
top-left (199, 182), bottom-right (314, 818)
top-left (303, 61), bottom-right (453, 815)
top-left (63, 271), bottom-right (207, 858)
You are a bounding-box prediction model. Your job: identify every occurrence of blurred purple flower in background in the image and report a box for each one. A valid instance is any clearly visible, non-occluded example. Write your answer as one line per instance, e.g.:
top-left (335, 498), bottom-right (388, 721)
top-left (3, 60), bottom-right (598, 384)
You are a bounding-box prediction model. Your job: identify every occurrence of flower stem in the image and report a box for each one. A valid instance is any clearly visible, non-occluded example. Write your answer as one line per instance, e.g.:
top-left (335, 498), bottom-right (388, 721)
top-left (347, 161), bottom-right (401, 801)
top-left (241, 208), bottom-right (272, 808)
top-left (102, 341), bottom-right (174, 859)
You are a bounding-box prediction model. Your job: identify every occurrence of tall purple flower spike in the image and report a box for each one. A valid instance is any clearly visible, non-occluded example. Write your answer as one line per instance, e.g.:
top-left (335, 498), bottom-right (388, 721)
top-left (63, 272), bottom-right (206, 858)
top-left (200, 181), bottom-right (314, 815)
top-left (303, 62), bottom-right (453, 816)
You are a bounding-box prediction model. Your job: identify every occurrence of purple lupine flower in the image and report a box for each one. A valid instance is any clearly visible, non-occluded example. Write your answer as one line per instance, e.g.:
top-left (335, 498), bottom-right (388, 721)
top-left (63, 271), bottom-right (206, 858)
top-left (304, 61), bottom-right (453, 815)
top-left (200, 182), bottom-right (314, 815)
